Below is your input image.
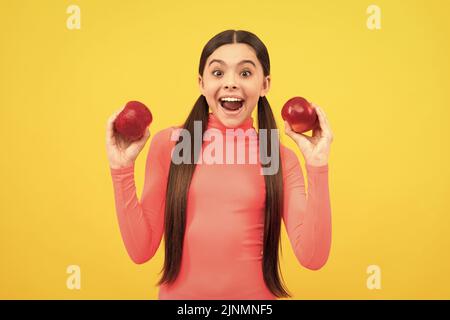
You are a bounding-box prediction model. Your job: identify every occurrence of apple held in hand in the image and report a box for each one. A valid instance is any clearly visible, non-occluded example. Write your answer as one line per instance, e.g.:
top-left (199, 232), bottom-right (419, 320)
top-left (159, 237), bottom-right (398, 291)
top-left (114, 101), bottom-right (153, 141)
top-left (281, 96), bottom-right (319, 133)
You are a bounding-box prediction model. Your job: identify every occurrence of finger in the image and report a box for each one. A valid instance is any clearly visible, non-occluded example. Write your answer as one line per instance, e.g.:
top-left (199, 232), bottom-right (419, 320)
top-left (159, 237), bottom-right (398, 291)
top-left (322, 110), bottom-right (333, 136)
top-left (106, 107), bottom-right (125, 142)
top-left (283, 121), bottom-right (297, 140)
top-left (283, 120), bottom-right (296, 139)
top-left (313, 104), bottom-right (330, 129)
top-left (106, 114), bottom-right (116, 144)
top-left (314, 105), bottom-right (326, 131)
top-left (116, 135), bottom-right (129, 150)
top-left (125, 125), bottom-right (150, 149)
top-left (312, 105), bottom-right (329, 134)
top-left (284, 121), bottom-right (312, 147)
top-left (138, 126), bottom-right (151, 144)
top-left (312, 126), bottom-right (322, 138)
top-left (128, 129), bottom-right (150, 156)
top-left (284, 120), bottom-right (291, 131)
top-left (316, 106), bottom-right (333, 137)
top-left (314, 106), bottom-right (334, 141)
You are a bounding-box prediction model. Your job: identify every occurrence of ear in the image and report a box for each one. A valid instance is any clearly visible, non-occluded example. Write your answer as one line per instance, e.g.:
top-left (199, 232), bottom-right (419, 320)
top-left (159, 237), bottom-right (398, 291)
top-left (260, 75), bottom-right (271, 97)
top-left (198, 75), bottom-right (205, 95)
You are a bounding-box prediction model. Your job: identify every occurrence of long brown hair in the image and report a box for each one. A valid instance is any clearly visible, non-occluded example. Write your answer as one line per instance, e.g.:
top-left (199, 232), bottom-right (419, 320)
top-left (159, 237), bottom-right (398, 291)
top-left (156, 29), bottom-right (291, 298)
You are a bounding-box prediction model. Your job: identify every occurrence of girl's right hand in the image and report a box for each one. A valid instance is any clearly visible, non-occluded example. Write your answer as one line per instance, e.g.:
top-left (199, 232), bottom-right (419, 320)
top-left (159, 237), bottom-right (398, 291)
top-left (105, 107), bottom-right (151, 169)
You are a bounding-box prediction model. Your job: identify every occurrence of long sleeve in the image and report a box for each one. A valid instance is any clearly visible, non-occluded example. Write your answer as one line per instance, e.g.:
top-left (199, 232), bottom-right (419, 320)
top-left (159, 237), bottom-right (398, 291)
top-left (109, 128), bottom-right (173, 264)
top-left (281, 146), bottom-right (332, 270)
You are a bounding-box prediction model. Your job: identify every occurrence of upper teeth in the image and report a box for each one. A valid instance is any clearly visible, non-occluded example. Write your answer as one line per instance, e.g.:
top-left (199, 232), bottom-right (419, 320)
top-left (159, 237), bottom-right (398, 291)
top-left (221, 97), bottom-right (243, 102)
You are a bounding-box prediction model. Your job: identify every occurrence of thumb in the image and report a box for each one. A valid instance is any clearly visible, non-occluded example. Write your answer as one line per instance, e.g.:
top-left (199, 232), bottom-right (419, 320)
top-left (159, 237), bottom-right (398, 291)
top-left (284, 120), bottom-right (301, 142)
top-left (283, 121), bottom-right (311, 151)
top-left (127, 129), bottom-right (150, 157)
top-left (137, 126), bottom-right (151, 146)
top-left (284, 121), bottom-right (296, 139)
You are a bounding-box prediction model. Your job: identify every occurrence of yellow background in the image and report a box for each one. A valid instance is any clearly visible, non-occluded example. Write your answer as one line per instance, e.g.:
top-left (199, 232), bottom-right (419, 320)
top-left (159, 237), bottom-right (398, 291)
top-left (1, 0), bottom-right (449, 299)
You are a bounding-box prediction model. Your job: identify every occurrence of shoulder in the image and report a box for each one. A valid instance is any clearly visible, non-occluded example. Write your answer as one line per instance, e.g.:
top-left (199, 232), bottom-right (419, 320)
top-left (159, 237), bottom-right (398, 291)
top-left (145, 125), bottom-right (183, 168)
top-left (150, 125), bottom-right (182, 150)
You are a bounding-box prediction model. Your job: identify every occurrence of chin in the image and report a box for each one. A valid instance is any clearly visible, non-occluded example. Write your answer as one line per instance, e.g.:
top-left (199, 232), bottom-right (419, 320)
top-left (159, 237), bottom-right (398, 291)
top-left (221, 118), bottom-right (241, 127)
top-left (220, 113), bottom-right (248, 128)
top-left (215, 105), bottom-right (250, 127)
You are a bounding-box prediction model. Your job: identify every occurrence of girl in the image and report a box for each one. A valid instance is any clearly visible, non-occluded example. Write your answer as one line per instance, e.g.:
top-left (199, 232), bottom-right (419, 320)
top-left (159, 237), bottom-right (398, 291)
top-left (106, 29), bottom-right (334, 300)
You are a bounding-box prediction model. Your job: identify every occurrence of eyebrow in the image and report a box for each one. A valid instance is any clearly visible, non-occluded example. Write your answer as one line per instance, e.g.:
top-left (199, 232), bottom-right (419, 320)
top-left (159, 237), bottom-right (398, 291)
top-left (208, 59), bottom-right (256, 68)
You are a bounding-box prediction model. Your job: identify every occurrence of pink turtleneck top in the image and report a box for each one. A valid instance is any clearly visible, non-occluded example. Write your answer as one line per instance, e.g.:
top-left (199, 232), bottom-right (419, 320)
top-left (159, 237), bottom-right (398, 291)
top-left (109, 112), bottom-right (332, 300)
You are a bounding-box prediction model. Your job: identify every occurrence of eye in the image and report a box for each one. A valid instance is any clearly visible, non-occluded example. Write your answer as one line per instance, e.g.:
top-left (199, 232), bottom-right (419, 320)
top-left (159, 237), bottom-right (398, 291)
top-left (241, 70), bottom-right (252, 77)
top-left (212, 69), bottom-right (252, 77)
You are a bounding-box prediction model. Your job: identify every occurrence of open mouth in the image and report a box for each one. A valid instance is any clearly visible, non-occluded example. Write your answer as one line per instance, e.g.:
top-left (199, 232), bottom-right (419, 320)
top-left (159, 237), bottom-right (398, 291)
top-left (219, 98), bottom-right (245, 112)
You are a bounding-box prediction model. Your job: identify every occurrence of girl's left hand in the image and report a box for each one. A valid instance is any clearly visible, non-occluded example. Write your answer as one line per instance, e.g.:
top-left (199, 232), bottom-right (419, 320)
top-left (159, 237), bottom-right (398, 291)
top-left (284, 103), bottom-right (334, 167)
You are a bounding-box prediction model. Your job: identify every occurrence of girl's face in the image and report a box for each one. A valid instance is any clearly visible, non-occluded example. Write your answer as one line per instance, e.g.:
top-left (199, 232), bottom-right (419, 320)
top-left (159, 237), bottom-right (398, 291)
top-left (199, 43), bottom-right (270, 128)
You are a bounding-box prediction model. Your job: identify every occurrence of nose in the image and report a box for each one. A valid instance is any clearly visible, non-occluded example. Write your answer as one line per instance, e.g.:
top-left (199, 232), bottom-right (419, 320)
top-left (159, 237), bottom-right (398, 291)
top-left (223, 73), bottom-right (238, 89)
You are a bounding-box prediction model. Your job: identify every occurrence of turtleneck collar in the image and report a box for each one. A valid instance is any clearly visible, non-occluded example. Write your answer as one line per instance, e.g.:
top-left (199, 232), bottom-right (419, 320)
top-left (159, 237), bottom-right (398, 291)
top-left (207, 112), bottom-right (255, 133)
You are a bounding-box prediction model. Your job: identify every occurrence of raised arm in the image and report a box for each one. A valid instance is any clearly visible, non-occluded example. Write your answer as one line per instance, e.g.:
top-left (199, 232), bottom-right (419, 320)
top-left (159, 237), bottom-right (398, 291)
top-left (281, 146), bottom-right (332, 270)
top-left (109, 128), bottom-right (172, 264)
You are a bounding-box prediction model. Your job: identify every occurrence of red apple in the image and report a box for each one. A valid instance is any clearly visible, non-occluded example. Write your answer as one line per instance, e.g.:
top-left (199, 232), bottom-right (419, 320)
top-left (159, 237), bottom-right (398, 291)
top-left (114, 101), bottom-right (152, 141)
top-left (281, 96), bottom-right (319, 133)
